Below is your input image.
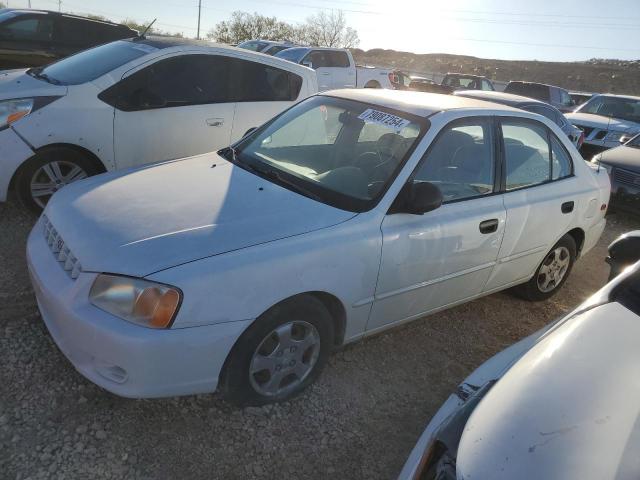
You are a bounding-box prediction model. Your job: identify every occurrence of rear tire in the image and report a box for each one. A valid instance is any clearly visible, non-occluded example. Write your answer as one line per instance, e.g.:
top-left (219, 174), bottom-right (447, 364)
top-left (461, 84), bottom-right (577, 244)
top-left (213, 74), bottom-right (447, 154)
top-left (15, 147), bottom-right (101, 213)
top-left (513, 234), bottom-right (576, 301)
top-left (221, 295), bottom-right (334, 406)
top-left (364, 81), bottom-right (381, 89)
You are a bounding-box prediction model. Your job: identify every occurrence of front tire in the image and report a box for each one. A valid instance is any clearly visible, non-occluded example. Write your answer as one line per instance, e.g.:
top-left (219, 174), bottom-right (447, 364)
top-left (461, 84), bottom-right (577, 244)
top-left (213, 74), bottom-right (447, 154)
top-left (15, 147), bottom-right (99, 213)
top-left (513, 234), bottom-right (576, 301)
top-left (221, 295), bottom-right (334, 406)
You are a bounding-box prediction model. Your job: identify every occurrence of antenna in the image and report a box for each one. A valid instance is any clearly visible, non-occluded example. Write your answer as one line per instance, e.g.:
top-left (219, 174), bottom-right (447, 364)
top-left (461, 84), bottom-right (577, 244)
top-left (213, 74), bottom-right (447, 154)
top-left (138, 18), bottom-right (157, 40)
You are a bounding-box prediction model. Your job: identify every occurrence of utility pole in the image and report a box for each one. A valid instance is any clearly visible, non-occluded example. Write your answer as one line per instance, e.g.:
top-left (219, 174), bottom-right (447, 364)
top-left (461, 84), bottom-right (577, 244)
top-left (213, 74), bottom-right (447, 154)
top-left (58, 0), bottom-right (62, 12)
top-left (196, 0), bottom-right (202, 40)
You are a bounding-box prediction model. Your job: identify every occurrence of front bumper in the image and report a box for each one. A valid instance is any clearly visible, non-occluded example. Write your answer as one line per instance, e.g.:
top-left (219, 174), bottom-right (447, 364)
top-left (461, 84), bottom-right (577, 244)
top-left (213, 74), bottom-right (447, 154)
top-left (27, 221), bottom-right (250, 398)
top-left (0, 126), bottom-right (35, 202)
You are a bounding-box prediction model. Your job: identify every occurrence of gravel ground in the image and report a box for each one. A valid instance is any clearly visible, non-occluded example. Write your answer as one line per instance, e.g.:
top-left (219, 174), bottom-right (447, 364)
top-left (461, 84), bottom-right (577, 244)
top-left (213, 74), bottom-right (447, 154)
top-left (1, 200), bottom-right (638, 480)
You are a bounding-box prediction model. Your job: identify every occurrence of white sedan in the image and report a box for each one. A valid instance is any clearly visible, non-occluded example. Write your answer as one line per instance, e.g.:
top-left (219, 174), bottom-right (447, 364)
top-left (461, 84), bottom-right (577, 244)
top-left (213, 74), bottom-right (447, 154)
top-left (27, 90), bottom-right (609, 405)
top-left (0, 37), bottom-right (317, 211)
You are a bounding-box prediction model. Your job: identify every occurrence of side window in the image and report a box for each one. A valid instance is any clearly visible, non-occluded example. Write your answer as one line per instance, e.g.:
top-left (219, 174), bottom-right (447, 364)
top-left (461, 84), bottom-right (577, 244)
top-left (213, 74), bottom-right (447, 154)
top-left (231, 59), bottom-right (302, 102)
top-left (114, 54), bottom-right (231, 111)
top-left (305, 50), bottom-right (328, 68)
top-left (482, 80), bottom-right (493, 91)
top-left (550, 134), bottom-right (573, 180)
top-left (0, 16), bottom-right (54, 42)
top-left (413, 118), bottom-right (495, 202)
top-left (502, 120), bottom-right (550, 190)
top-left (326, 51), bottom-right (350, 68)
top-left (560, 90), bottom-right (572, 107)
top-left (55, 18), bottom-right (90, 47)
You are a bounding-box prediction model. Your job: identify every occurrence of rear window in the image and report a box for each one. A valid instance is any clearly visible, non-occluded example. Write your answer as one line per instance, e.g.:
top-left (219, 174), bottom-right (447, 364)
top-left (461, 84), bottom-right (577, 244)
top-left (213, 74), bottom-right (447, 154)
top-left (505, 82), bottom-right (550, 102)
top-left (0, 15), bottom-right (53, 42)
top-left (38, 40), bottom-right (156, 85)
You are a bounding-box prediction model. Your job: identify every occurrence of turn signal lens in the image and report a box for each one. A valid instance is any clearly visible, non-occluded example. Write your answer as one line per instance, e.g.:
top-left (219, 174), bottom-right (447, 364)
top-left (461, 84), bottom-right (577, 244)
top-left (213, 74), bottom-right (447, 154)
top-left (90, 274), bottom-right (181, 329)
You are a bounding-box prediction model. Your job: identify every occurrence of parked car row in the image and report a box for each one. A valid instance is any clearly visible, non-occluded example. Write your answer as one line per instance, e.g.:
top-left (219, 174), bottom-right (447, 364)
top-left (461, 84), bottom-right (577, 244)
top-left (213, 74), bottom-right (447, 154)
top-left (400, 231), bottom-right (640, 480)
top-left (409, 72), bottom-right (495, 94)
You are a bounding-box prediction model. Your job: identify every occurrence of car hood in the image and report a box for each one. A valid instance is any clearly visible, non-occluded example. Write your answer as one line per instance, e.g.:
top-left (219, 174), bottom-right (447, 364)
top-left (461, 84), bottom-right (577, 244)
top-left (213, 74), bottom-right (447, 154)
top-left (599, 145), bottom-right (640, 172)
top-left (0, 69), bottom-right (67, 100)
top-left (566, 112), bottom-right (640, 132)
top-left (44, 153), bottom-right (357, 277)
top-left (457, 302), bottom-right (640, 480)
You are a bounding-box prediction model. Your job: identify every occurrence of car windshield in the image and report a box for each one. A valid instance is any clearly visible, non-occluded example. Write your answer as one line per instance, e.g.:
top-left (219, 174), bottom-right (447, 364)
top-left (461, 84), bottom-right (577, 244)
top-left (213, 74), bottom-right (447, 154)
top-left (228, 95), bottom-right (427, 212)
top-left (578, 96), bottom-right (640, 124)
top-left (274, 48), bottom-right (307, 63)
top-left (32, 40), bottom-right (156, 85)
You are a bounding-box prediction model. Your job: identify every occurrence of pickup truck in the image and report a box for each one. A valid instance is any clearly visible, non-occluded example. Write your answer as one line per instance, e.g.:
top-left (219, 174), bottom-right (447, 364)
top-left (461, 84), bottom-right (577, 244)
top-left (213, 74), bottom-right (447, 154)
top-left (274, 46), bottom-right (403, 91)
top-left (410, 73), bottom-right (495, 94)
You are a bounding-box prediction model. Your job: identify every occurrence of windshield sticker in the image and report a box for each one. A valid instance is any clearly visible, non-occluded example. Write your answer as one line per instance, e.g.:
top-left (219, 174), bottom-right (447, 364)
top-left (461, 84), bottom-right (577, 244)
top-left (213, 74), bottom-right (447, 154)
top-left (130, 44), bottom-right (159, 54)
top-left (358, 109), bottom-right (411, 131)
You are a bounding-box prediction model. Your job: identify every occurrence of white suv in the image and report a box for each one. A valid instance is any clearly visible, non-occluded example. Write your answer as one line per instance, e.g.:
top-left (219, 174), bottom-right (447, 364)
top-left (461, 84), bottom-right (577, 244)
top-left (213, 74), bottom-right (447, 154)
top-left (0, 37), bottom-right (317, 211)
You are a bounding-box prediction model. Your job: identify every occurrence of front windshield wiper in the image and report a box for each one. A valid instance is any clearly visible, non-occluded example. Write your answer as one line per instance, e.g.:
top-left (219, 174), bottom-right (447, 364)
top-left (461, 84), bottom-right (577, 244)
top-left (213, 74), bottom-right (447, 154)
top-left (219, 146), bottom-right (323, 201)
top-left (27, 67), bottom-right (61, 85)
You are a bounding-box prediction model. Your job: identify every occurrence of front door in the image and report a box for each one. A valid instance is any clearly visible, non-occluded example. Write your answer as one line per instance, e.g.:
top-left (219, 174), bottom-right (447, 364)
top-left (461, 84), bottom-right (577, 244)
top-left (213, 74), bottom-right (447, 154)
top-left (303, 50), bottom-right (332, 92)
top-left (113, 53), bottom-right (236, 170)
top-left (367, 117), bottom-right (506, 332)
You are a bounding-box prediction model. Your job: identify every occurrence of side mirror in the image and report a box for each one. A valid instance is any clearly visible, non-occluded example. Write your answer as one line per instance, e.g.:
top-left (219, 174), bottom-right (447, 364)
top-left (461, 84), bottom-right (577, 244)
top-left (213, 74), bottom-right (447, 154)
top-left (302, 60), bottom-right (314, 69)
top-left (396, 181), bottom-right (443, 215)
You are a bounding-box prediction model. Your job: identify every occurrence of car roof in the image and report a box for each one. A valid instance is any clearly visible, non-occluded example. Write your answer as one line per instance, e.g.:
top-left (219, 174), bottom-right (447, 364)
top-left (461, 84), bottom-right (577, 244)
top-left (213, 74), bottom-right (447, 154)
top-left (1, 8), bottom-right (135, 29)
top-left (507, 80), bottom-right (566, 90)
top-left (593, 93), bottom-right (640, 101)
top-left (322, 89), bottom-right (523, 118)
top-left (454, 90), bottom-right (552, 108)
top-left (445, 73), bottom-right (489, 79)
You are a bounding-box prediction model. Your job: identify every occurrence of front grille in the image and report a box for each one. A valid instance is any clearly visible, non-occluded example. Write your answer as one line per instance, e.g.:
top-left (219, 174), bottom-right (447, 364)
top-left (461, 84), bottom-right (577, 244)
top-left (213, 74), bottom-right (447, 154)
top-left (42, 215), bottom-right (82, 279)
top-left (614, 168), bottom-right (640, 187)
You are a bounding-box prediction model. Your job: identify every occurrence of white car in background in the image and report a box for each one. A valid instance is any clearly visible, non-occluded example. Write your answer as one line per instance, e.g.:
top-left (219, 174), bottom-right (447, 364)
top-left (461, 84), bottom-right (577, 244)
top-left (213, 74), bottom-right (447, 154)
top-left (28, 90), bottom-right (608, 406)
top-left (399, 236), bottom-right (640, 480)
top-left (0, 37), bottom-right (317, 211)
top-left (236, 39), bottom-right (300, 56)
top-left (275, 46), bottom-right (401, 91)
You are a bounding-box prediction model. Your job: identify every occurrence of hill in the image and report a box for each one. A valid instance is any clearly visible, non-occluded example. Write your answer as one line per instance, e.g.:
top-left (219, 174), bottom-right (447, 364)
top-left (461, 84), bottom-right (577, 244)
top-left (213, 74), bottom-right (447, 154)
top-left (352, 49), bottom-right (640, 95)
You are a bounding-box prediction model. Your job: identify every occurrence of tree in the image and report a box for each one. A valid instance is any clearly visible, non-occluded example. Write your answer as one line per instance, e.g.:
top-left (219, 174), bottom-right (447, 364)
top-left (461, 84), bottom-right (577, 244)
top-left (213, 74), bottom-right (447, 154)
top-left (298, 10), bottom-right (359, 48)
top-left (0, 2), bottom-right (6, 8)
top-left (208, 11), bottom-right (295, 44)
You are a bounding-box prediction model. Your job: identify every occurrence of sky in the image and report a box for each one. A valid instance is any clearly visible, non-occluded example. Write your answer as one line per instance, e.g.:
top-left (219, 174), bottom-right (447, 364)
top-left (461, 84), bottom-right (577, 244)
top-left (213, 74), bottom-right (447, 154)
top-left (6, 0), bottom-right (640, 61)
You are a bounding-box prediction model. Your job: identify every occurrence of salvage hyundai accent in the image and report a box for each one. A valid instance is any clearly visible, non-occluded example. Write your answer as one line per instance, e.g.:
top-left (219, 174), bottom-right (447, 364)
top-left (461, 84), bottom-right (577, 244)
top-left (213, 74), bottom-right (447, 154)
top-left (27, 90), bottom-right (610, 405)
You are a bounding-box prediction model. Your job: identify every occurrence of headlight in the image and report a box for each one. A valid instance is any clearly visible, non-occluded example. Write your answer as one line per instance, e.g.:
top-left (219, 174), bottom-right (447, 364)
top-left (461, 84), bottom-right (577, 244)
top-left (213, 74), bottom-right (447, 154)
top-left (0, 98), bottom-right (34, 130)
top-left (0, 96), bottom-right (61, 130)
top-left (89, 274), bottom-right (182, 329)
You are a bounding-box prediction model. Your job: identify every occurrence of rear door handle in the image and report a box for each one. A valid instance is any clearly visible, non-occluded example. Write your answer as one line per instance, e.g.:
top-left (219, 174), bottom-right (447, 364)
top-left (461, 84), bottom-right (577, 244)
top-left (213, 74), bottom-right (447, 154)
top-left (479, 219), bottom-right (499, 234)
top-left (561, 201), bottom-right (574, 214)
top-left (206, 118), bottom-right (224, 127)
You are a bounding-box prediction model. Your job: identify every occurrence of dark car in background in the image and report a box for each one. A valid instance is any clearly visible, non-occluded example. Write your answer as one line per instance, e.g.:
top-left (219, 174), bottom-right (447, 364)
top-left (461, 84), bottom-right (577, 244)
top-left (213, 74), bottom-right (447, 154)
top-left (0, 9), bottom-right (138, 69)
top-left (593, 133), bottom-right (640, 214)
top-left (453, 90), bottom-right (584, 148)
top-left (570, 91), bottom-right (595, 107)
top-left (504, 80), bottom-right (573, 112)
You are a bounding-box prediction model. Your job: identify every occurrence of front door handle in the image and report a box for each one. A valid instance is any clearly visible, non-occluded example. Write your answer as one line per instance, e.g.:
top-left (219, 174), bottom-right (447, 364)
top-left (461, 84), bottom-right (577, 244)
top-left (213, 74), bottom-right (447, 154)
top-left (206, 118), bottom-right (224, 127)
top-left (479, 219), bottom-right (499, 234)
top-left (561, 201), bottom-right (574, 214)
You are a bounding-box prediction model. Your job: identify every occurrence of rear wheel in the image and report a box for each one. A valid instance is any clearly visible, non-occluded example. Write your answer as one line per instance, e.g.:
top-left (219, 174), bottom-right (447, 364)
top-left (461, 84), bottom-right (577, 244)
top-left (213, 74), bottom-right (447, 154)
top-left (15, 147), bottom-right (101, 213)
top-left (364, 81), bottom-right (381, 88)
top-left (221, 295), bottom-right (334, 406)
top-left (513, 234), bottom-right (576, 301)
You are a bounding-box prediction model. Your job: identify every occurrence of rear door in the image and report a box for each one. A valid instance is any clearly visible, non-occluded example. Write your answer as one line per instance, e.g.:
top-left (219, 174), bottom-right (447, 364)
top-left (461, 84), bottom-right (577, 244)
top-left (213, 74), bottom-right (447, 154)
top-left (112, 53), bottom-right (236, 170)
top-left (484, 117), bottom-right (580, 290)
top-left (229, 58), bottom-right (305, 142)
top-left (0, 14), bottom-right (55, 68)
top-left (367, 117), bottom-right (507, 332)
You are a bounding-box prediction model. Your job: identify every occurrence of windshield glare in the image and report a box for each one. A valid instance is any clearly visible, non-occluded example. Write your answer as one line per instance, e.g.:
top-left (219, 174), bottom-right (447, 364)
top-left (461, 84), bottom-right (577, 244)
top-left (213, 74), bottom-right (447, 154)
top-left (579, 96), bottom-right (640, 124)
top-left (237, 96), bottom-right (425, 211)
top-left (38, 40), bottom-right (156, 85)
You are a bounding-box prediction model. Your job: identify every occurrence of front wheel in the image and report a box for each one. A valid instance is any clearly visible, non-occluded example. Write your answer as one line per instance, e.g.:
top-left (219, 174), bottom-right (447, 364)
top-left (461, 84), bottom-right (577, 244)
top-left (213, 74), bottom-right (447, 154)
top-left (221, 295), bottom-right (334, 406)
top-left (15, 148), bottom-right (99, 213)
top-left (513, 234), bottom-right (576, 301)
